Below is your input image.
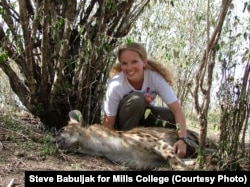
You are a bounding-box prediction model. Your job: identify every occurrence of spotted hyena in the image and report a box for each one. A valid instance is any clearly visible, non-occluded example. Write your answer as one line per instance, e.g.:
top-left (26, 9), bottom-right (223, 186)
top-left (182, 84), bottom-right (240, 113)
top-left (55, 110), bottom-right (201, 170)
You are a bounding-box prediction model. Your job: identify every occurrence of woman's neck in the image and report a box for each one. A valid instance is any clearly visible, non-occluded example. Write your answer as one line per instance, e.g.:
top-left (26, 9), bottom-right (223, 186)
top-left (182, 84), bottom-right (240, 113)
top-left (128, 78), bottom-right (144, 90)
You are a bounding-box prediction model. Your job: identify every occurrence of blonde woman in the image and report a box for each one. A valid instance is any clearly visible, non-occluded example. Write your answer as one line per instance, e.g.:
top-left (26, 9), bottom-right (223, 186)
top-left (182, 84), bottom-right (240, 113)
top-left (102, 42), bottom-right (187, 157)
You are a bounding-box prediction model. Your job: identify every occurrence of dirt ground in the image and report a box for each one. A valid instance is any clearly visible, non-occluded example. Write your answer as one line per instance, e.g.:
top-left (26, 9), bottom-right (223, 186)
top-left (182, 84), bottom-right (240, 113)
top-left (0, 110), bottom-right (249, 187)
top-left (0, 110), bottom-right (134, 187)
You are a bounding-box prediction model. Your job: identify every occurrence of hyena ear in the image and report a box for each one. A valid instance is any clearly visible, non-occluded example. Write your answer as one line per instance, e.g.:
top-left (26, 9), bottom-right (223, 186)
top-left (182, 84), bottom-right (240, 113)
top-left (68, 110), bottom-right (84, 126)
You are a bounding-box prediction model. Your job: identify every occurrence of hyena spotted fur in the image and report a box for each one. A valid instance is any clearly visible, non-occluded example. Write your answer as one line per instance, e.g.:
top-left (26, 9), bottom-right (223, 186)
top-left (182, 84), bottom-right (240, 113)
top-left (55, 110), bottom-right (202, 170)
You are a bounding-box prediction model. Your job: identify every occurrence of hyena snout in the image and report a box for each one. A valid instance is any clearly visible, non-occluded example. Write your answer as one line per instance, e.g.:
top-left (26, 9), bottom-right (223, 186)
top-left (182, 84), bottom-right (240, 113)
top-left (55, 128), bottom-right (68, 148)
top-left (55, 129), bottom-right (80, 151)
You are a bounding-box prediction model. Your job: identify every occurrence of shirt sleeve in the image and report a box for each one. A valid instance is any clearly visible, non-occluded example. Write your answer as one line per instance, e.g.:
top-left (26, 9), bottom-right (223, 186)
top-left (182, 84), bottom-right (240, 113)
top-left (103, 79), bottom-right (122, 116)
top-left (155, 74), bottom-right (178, 104)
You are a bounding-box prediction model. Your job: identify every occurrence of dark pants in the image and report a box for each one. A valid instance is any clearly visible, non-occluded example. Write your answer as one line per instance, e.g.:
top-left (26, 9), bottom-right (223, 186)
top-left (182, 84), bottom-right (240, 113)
top-left (116, 92), bottom-right (176, 130)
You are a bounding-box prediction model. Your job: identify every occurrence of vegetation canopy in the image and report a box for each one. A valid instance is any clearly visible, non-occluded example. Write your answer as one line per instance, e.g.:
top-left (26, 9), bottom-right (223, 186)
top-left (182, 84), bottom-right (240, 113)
top-left (0, 0), bottom-right (150, 129)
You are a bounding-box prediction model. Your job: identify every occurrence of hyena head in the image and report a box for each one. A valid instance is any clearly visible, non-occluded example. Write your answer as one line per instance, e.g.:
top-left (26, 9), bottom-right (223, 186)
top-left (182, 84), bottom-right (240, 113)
top-left (55, 110), bottom-right (86, 151)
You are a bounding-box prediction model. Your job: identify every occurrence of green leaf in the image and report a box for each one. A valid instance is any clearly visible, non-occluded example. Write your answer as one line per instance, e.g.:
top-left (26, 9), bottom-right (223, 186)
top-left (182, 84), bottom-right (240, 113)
top-left (155, 118), bottom-right (160, 126)
top-left (144, 108), bottom-right (151, 119)
top-left (176, 123), bottom-right (180, 131)
top-left (0, 50), bottom-right (8, 63)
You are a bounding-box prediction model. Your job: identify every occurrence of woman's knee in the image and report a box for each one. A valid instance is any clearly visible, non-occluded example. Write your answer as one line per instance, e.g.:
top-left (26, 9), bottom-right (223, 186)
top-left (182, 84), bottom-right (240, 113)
top-left (127, 92), bottom-right (146, 109)
top-left (116, 92), bottom-right (146, 130)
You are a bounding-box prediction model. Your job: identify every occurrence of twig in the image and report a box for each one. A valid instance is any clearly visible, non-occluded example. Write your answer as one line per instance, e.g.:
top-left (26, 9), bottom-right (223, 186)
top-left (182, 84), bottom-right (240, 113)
top-left (6, 178), bottom-right (15, 187)
top-left (59, 151), bottom-right (77, 163)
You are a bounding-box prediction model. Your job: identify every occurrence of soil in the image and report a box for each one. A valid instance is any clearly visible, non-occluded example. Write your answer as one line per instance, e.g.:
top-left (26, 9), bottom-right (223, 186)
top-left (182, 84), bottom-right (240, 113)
top-left (0, 110), bottom-right (133, 187)
top-left (0, 109), bottom-right (249, 187)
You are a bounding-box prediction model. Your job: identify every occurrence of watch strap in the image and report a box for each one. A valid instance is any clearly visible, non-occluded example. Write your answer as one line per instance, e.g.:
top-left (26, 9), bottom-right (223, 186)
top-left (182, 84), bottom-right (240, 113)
top-left (177, 137), bottom-right (188, 144)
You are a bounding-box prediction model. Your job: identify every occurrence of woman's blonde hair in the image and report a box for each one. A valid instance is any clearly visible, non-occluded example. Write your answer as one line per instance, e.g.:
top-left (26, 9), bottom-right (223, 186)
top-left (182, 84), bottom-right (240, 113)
top-left (109, 42), bottom-right (174, 86)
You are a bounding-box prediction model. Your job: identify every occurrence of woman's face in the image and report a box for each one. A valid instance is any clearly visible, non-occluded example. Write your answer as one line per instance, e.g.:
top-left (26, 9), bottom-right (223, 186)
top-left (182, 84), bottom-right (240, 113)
top-left (119, 50), bottom-right (147, 86)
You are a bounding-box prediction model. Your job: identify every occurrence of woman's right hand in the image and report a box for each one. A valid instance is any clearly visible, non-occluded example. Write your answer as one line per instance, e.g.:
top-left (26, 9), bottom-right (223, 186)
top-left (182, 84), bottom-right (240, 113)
top-left (102, 115), bottom-right (116, 130)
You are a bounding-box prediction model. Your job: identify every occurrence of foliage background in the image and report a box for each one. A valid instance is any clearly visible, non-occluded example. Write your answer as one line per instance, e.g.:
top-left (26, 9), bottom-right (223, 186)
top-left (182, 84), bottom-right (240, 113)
top-left (0, 0), bottom-right (249, 170)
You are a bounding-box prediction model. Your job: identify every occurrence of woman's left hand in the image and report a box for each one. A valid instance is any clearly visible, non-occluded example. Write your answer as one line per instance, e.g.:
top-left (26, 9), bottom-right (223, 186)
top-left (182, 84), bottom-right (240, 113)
top-left (173, 140), bottom-right (186, 158)
top-left (144, 93), bottom-right (152, 105)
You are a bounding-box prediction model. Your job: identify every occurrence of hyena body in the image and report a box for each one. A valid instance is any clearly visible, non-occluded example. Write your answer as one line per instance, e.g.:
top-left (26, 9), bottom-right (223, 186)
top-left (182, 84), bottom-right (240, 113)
top-left (56, 110), bottom-right (199, 170)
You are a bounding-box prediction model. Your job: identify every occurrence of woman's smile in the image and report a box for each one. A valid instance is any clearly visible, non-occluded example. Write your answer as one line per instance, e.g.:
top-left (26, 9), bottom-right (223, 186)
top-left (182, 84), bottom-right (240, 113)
top-left (120, 50), bottom-right (146, 88)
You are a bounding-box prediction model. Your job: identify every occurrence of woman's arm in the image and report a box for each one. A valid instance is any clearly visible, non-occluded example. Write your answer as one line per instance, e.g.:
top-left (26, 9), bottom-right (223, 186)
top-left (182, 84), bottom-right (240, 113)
top-left (168, 101), bottom-right (187, 137)
top-left (102, 114), bottom-right (116, 130)
top-left (168, 100), bottom-right (187, 157)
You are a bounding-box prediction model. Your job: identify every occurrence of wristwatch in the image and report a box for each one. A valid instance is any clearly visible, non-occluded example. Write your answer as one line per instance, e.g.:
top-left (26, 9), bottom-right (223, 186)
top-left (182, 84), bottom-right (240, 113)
top-left (177, 137), bottom-right (188, 144)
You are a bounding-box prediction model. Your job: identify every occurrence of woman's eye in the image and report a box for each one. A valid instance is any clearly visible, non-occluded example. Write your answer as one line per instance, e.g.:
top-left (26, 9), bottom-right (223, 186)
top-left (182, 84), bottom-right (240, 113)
top-left (121, 62), bottom-right (127, 66)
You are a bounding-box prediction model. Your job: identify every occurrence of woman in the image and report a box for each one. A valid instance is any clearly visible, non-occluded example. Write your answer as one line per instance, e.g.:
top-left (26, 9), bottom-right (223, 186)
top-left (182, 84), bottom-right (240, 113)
top-left (102, 42), bottom-right (187, 157)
